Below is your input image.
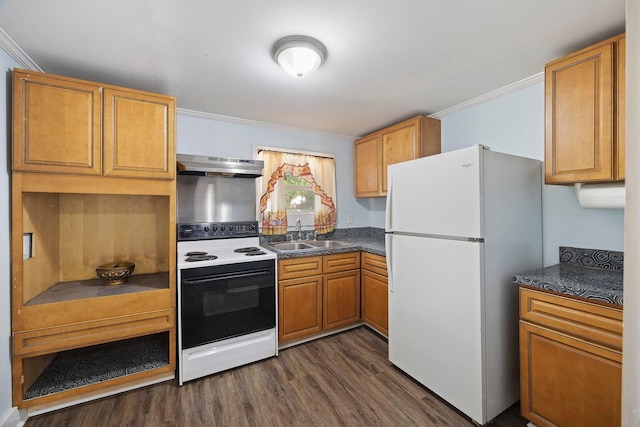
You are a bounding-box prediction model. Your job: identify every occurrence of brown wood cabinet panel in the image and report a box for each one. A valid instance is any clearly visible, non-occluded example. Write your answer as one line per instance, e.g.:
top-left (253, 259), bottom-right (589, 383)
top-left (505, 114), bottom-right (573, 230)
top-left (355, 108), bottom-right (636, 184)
top-left (520, 287), bottom-right (622, 350)
top-left (361, 252), bottom-right (387, 277)
top-left (323, 270), bottom-right (360, 330)
top-left (103, 88), bottom-right (175, 179)
top-left (15, 287), bottom-right (174, 332)
top-left (354, 115), bottom-right (440, 197)
top-left (323, 251), bottom-right (360, 274)
top-left (361, 269), bottom-right (388, 335)
top-left (354, 135), bottom-right (382, 197)
top-left (12, 70), bottom-right (102, 175)
top-left (519, 322), bottom-right (621, 427)
top-left (616, 35), bottom-right (626, 180)
top-left (545, 33), bottom-right (625, 184)
top-left (278, 256), bottom-right (323, 280)
top-left (14, 309), bottom-right (174, 357)
top-left (278, 276), bottom-right (323, 342)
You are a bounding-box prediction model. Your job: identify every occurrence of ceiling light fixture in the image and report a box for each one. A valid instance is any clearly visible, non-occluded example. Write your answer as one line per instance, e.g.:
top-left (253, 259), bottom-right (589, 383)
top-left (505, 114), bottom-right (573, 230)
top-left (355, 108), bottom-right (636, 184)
top-left (272, 35), bottom-right (327, 78)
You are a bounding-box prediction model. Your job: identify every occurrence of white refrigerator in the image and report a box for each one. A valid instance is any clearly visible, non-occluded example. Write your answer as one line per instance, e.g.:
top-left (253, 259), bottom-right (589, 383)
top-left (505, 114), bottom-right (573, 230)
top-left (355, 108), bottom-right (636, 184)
top-left (385, 145), bottom-right (542, 425)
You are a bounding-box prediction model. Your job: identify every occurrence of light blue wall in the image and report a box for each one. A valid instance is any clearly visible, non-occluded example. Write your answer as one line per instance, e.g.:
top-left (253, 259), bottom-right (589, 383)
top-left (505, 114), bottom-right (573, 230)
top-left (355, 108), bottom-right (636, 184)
top-left (1, 51), bottom-right (19, 423)
top-left (441, 81), bottom-right (624, 266)
top-left (176, 114), bottom-right (370, 229)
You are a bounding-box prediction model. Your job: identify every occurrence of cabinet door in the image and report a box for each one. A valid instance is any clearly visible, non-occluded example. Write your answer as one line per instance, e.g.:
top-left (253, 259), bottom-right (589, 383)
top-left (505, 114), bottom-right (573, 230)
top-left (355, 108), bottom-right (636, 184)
top-left (520, 322), bottom-right (621, 427)
top-left (354, 134), bottom-right (382, 197)
top-left (545, 42), bottom-right (614, 183)
top-left (13, 70), bottom-right (102, 175)
top-left (381, 120), bottom-right (418, 193)
top-left (361, 269), bottom-right (388, 335)
top-left (103, 88), bottom-right (175, 179)
top-left (278, 276), bottom-right (322, 342)
top-left (616, 36), bottom-right (626, 180)
top-left (323, 270), bottom-right (360, 330)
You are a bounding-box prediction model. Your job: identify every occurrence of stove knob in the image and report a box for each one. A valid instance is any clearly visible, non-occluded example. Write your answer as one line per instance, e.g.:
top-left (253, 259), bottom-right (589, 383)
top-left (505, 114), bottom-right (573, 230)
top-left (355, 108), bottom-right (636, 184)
top-left (212, 226), bottom-right (218, 232)
top-left (221, 226), bottom-right (226, 232)
top-left (203, 226), bottom-right (210, 233)
top-left (250, 223), bottom-right (256, 230)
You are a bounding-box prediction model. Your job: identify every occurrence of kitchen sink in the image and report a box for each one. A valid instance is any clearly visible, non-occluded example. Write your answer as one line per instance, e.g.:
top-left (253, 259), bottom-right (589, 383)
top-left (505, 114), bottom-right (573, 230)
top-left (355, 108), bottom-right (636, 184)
top-left (270, 242), bottom-right (315, 251)
top-left (305, 240), bottom-right (353, 248)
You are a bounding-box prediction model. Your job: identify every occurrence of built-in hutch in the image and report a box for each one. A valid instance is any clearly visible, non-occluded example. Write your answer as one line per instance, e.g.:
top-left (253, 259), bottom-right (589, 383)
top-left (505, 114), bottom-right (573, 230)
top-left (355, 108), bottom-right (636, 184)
top-left (11, 68), bottom-right (176, 410)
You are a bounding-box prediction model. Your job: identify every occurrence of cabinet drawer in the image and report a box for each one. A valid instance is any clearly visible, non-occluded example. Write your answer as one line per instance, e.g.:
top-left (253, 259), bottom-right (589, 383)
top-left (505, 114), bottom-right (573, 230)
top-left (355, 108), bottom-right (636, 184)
top-left (13, 309), bottom-right (174, 357)
top-left (519, 287), bottom-right (622, 351)
top-left (278, 256), bottom-right (323, 280)
top-left (361, 252), bottom-right (387, 277)
top-left (323, 252), bottom-right (360, 274)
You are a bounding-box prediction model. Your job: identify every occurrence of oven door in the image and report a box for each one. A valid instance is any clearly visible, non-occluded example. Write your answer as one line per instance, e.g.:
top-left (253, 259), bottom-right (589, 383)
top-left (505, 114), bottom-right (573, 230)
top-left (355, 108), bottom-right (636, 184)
top-left (180, 259), bottom-right (276, 349)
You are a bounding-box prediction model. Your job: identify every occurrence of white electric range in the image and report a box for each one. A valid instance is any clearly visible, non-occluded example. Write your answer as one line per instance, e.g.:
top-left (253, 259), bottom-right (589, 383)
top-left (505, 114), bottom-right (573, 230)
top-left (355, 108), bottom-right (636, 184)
top-left (177, 221), bottom-right (278, 385)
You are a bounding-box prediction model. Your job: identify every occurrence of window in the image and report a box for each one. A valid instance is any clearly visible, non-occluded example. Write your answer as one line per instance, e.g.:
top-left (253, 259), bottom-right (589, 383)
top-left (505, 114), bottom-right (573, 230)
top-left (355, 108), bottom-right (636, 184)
top-left (258, 149), bottom-right (336, 235)
top-left (283, 175), bottom-right (314, 211)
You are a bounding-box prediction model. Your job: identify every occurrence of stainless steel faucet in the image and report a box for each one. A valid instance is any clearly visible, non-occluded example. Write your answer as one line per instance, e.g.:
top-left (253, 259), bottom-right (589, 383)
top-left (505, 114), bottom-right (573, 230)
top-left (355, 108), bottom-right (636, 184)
top-left (295, 219), bottom-right (302, 240)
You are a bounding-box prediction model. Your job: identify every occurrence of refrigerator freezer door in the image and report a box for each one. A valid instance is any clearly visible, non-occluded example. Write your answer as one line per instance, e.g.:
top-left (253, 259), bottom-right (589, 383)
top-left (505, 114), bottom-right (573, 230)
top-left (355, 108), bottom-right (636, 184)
top-left (388, 233), bottom-right (485, 423)
top-left (386, 145), bottom-right (483, 238)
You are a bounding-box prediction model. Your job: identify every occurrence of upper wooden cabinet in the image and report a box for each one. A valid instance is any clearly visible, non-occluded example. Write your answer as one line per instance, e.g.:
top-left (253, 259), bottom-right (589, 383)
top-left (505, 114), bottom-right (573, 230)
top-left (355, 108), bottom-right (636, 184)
top-left (13, 69), bottom-right (175, 180)
top-left (354, 115), bottom-right (441, 197)
top-left (545, 34), bottom-right (625, 184)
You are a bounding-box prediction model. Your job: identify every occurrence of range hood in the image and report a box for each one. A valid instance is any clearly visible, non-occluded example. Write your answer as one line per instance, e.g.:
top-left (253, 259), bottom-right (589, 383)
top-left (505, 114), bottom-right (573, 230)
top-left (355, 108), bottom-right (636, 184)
top-left (177, 153), bottom-right (263, 177)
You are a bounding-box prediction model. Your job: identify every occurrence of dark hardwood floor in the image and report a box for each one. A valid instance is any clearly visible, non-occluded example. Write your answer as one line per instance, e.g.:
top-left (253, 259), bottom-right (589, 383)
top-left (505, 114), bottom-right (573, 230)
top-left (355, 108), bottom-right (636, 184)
top-left (26, 327), bottom-right (530, 426)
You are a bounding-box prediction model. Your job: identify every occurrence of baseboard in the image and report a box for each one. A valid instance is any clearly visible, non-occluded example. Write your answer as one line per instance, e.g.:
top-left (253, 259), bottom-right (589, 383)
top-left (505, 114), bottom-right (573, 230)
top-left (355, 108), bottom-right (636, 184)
top-left (0, 407), bottom-right (27, 427)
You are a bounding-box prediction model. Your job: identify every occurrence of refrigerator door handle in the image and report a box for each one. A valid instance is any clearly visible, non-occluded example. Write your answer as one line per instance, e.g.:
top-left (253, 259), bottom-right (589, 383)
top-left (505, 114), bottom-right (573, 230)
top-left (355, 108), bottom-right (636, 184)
top-left (385, 233), bottom-right (393, 292)
top-left (385, 172), bottom-right (393, 232)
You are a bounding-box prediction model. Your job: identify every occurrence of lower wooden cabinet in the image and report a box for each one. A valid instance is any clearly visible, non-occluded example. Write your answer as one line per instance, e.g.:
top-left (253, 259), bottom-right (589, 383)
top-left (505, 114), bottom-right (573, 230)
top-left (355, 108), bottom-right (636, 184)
top-left (323, 270), bottom-right (360, 330)
top-left (278, 252), bottom-right (361, 344)
top-left (519, 287), bottom-right (622, 427)
top-left (361, 252), bottom-right (388, 335)
top-left (278, 276), bottom-right (323, 342)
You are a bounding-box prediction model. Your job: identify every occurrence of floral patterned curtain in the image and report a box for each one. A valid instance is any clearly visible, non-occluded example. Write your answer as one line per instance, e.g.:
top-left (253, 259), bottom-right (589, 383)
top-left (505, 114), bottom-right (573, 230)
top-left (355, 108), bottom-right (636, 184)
top-left (258, 149), bottom-right (337, 235)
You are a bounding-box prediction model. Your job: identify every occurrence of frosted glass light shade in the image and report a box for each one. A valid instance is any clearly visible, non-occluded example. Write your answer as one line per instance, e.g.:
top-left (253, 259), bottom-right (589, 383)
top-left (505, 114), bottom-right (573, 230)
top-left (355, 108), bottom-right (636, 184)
top-left (272, 36), bottom-right (327, 78)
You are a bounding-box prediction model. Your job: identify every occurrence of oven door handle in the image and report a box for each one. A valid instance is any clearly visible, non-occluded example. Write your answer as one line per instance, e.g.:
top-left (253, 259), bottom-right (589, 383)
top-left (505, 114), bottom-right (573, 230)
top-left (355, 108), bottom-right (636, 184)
top-left (182, 268), bottom-right (273, 286)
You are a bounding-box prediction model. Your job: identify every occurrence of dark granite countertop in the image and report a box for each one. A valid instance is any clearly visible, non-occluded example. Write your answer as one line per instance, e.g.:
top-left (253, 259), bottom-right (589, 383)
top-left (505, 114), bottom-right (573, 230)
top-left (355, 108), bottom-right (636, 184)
top-left (261, 227), bottom-right (386, 259)
top-left (513, 246), bottom-right (623, 307)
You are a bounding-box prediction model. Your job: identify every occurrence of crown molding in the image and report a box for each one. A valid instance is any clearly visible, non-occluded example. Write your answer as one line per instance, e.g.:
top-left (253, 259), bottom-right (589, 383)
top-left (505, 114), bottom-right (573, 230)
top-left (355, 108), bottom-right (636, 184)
top-left (429, 72), bottom-right (544, 119)
top-left (177, 108), bottom-right (356, 141)
top-left (0, 25), bottom-right (42, 71)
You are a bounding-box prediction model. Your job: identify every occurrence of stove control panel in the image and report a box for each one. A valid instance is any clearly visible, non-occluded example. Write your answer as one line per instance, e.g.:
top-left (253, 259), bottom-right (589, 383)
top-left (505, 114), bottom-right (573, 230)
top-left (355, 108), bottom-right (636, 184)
top-left (178, 221), bottom-right (259, 240)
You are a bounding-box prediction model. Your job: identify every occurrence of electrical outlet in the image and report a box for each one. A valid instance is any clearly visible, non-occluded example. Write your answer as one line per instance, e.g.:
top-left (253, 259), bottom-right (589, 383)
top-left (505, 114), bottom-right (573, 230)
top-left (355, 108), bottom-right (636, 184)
top-left (346, 214), bottom-right (353, 224)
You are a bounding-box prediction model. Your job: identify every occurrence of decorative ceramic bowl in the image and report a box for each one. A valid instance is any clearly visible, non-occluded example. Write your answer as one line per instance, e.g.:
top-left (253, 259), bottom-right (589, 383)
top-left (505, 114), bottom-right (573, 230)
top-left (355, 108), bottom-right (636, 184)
top-left (96, 262), bottom-right (135, 285)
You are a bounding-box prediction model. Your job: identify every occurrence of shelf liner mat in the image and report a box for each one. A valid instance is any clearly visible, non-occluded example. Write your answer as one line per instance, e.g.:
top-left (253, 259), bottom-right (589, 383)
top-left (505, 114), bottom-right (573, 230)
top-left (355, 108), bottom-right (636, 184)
top-left (24, 334), bottom-right (169, 400)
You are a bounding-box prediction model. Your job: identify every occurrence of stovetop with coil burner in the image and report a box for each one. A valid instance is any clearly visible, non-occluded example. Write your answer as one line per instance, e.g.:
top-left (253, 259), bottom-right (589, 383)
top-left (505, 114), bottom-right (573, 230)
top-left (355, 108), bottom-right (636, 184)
top-left (177, 221), bottom-right (276, 268)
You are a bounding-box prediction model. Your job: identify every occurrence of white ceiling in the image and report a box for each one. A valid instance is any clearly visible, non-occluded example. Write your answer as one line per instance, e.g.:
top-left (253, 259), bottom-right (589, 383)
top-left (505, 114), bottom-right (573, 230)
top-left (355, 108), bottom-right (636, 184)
top-left (0, 0), bottom-right (625, 137)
